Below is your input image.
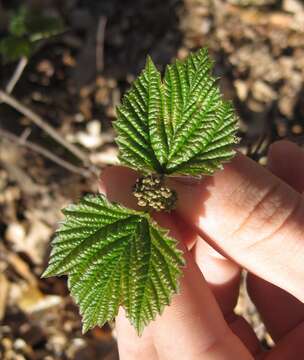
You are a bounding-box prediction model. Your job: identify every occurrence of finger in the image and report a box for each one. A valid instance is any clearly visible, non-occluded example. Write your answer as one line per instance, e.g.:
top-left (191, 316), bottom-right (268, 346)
top-left (174, 215), bottom-right (259, 353)
top-left (267, 140), bottom-right (304, 193)
top-left (191, 236), bottom-right (241, 316)
top-left (170, 211), bottom-right (241, 314)
top-left (192, 238), bottom-right (261, 356)
top-left (100, 167), bottom-right (158, 359)
top-left (259, 322), bottom-right (304, 359)
top-left (247, 276), bottom-right (304, 343)
top-left (100, 167), bottom-right (241, 315)
top-left (100, 168), bottom-right (253, 359)
top-left (169, 153), bottom-right (304, 302)
top-left (148, 213), bottom-right (253, 360)
top-left (174, 194), bottom-right (259, 352)
top-left (116, 308), bottom-right (158, 360)
top-left (99, 166), bottom-right (139, 209)
top-left (247, 140), bottom-right (304, 341)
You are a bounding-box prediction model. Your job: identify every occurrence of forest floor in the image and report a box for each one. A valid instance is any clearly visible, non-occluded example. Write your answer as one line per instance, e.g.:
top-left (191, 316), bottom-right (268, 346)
top-left (0, 0), bottom-right (303, 359)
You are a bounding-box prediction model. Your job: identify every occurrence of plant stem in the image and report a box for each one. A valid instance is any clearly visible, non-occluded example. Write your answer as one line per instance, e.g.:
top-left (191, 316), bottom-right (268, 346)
top-left (5, 56), bottom-right (28, 94)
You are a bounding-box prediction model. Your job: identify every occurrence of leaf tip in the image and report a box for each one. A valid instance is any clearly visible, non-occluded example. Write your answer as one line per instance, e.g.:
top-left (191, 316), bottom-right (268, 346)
top-left (82, 322), bottom-right (92, 334)
top-left (133, 319), bottom-right (145, 337)
top-left (41, 262), bottom-right (63, 279)
top-left (145, 54), bottom-right (158, 72)
top-left (41, 267), bottom-right (53, 279)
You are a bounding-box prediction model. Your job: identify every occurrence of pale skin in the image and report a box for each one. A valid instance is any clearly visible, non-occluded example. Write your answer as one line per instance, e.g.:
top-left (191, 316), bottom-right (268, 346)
top-left (99, 140), bottom-right (304, 360)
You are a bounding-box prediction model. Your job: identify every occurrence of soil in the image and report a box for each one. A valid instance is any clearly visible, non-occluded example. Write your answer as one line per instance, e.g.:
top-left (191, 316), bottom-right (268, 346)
top-left (0, 0), bottom-right (303, 358)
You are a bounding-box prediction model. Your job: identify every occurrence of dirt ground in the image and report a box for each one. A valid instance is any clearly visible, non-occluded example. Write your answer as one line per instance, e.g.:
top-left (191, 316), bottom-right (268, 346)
top-left (0, 0), bottom-right (304, 359)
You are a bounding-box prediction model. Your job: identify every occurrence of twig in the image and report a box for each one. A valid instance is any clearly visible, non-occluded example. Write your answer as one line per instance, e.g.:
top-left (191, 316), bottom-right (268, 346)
top-left (5, 56), bottom-right (28, 94)
top-left (0, 90), bottom-right (90, 165)
top-left (20, 127), bottom-right (32, 141)
top-left (96, 16), bottom-right (107, 74)
top-left (0, 128), bottom-right (91, 177)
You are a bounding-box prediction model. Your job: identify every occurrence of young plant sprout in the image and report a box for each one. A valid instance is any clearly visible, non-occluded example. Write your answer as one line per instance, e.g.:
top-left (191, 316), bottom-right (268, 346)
top-left (42, 48), bottom-right (239, 335)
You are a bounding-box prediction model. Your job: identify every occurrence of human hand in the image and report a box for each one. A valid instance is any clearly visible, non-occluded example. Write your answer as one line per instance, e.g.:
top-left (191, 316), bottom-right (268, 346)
top-left (100, 140), bottom-right (304, 360)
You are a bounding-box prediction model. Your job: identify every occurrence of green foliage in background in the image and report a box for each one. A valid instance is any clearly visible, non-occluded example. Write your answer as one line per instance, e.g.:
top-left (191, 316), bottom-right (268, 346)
top-left (0, 6), bottom-right (64, 63)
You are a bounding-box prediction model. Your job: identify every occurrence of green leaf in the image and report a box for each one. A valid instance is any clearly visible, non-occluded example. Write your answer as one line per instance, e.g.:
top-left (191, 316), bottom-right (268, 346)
top-left (26, 11), bottom-right (64, 42)
top-left (9, 6), bottom-right (28, 37)
top-left (115, 48), bottom-right (239, 176)
top-left (0, 36), bottom-right (32, 62)
top-left (9, 6), bottom-right (63, 41)
top-left (114, 57), bottom-right (166, 174)
top-left (167, 100), bottom-right (238, 175)
top-left (1, 6), bottom-right (64, 63)
top-left (42, 194), bottom-right (184, 335)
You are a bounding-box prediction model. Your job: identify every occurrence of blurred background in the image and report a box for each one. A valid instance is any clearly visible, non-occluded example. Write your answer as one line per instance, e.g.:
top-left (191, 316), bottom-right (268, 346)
top-left (0, 0), bottom-right (303, 359)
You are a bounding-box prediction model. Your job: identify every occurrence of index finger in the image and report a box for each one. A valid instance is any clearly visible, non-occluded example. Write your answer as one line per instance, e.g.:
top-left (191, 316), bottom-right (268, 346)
top-left (170, 152), bottom-right (304, 302)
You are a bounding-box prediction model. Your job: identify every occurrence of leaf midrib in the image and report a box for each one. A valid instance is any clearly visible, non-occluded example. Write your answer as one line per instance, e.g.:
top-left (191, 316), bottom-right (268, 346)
top-left (44, 215), bottom-right (139, 277)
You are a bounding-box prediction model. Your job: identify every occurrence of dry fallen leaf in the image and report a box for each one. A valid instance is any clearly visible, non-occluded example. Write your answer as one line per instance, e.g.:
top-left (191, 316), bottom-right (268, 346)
top-left (17, 284), bottom-right (61, 314)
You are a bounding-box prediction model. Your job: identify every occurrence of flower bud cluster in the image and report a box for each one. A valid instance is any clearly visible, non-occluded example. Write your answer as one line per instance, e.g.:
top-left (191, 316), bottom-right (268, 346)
top-left (132, 175), bottom-right (177, 212)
